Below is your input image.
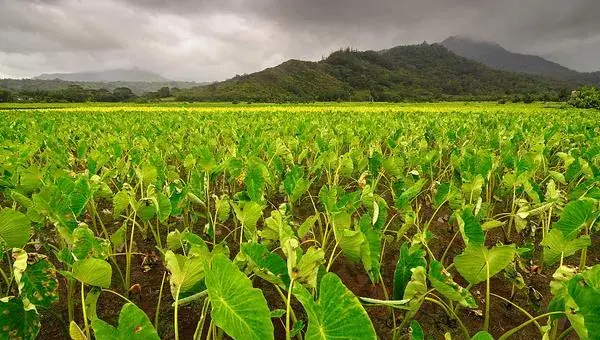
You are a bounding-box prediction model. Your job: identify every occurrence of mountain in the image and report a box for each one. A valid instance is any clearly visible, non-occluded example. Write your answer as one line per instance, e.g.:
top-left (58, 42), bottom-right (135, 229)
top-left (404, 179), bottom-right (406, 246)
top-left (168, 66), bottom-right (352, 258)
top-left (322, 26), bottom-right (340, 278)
top-left (177, 60), bottom-right (351, 102)
top-left (34, 68), bottom-right (170, 82)
top-left (441, 36), bottom-right (600, 86)
top-left (175, 43), bottom-right (570, 102)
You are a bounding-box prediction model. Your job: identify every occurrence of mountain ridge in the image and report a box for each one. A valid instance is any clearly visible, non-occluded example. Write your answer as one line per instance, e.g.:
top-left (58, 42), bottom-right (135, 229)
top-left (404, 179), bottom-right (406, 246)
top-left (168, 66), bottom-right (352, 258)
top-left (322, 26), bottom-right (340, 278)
top-left (440, 36), bottom-right (599, 85)
top-left (175, 42), bottom-right (571, 102)
top-left (34, 68), bottom-right (170, 82)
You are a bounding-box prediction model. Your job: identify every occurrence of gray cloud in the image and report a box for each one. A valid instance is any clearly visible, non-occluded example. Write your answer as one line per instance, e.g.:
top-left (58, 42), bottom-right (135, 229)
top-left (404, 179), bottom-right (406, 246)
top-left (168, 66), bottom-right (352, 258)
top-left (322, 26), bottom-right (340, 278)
top-left (1, 0), bottom-right (599, 80)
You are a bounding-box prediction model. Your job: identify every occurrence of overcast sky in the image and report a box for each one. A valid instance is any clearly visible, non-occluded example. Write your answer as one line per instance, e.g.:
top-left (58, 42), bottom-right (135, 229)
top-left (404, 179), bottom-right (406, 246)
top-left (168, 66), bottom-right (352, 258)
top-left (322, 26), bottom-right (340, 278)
top-left (1, 0), bottom-right (599, 81)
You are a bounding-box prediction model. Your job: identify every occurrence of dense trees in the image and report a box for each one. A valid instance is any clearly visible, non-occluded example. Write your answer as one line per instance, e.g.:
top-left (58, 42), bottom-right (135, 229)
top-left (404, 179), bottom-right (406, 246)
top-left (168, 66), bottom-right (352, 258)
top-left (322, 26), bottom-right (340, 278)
top-left (569, 86), bottom-right (600, 109)
top-left (0, 86), bottom-right (142, 103)
top-left (0, 89), bottom-right (13, 102)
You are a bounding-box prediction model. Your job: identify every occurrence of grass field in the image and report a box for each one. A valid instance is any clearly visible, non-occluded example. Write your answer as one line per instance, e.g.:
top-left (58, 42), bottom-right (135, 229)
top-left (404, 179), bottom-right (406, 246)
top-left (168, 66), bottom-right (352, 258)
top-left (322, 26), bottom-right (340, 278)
top-left (0, 102), bottom-right (598, 340)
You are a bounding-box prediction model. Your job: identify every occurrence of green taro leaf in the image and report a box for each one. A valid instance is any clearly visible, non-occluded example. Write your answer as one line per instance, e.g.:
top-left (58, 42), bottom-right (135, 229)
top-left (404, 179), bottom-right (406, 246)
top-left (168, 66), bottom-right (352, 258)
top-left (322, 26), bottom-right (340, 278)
top-left (403, 266), bottom-right (428, 314)
top-left (245, 162), bottom-right (266, 202)
top-left (137, 165), bottom-right (158, 186)
top-left (154, 192), bottom-right (172, 222)
top-left (241, 242), bottom-right (290, 288)
top-left (568, 275), bottom-right (600, 339)
top-left (471, 331), bottom-right (494, 340)
top-left (70, 178), bottom-right (92, 216)
top-left (183, 153), bottom-right (196, 170)
top-left (582, 265), bottom-right (600, 294)
top-left (110, 223), bottom-right (127, 250)
top-left (85, 287), bottom-right (101, 322)
top-left (12, 249), bottom-right (59, 308)
top-left (232, 201), bottom-right (264, 238)
top-left (290, 320), bottom-right (305, 337)
top-left (204, 254), bottom-right (274, 340)
top-left (72, 258), bottom-right (112, 288)
top-left (393, 243), bottom-right (426, 299)
top-left (395, 178), bottom-right (426, 210)
top-left (338, 229), bottom-right (365, 263)
top-left (361, 225), bottom-right (382, 283)
top-left (270, 309), bottom-right (285, 318)
top-left (410, 320), bottom-right (425, 340)
top-left (164, 250), bottom-right (206, 299)
top-left (293, 273), bottom-right (377, 340)
top-left (434, 183), bottom-right (451, 208)
top-left (112, 190), bottom-right (130, 217)
top-left (69, 321), bottom-right (87, 340)
top-left (9, 190), bottom-right (33, 209)
top-left (260, 207), bottom-right (295, 244)
top-left (72, 226), bottom-right (111, 261)
top-left (554, 199), bottom-right (595, 239)
top-left (196, 147), bottom-right (217, 172)
top-left (91, 303), bottom-right (160, 340)
top-left (136, 202), bottom-right (156, 222)
top-left (0, 209), bottom-right (31, 250)
top-left (166, 229), bottom-right (208, 252)
top-left (462, 175), bottom-right (484, 202)
top-left (456, 209), bottom-right (485, 246)
top-left (454, 244), bottom-right (516, 284)
top-left (428, 260), bottom-right (477, 308)
top-left (283, 165), bottom-right (311, 203)
top-left (297, 214), bottom-right (318, 238)
top-left (541, 229), bottom-right (591, 265)
top-left (382, 156), bottom-right (403, 178)
top-left (215, 195), bottom-right (231, 222)
top-left (294, 247), bottom-right (325, 289)
top-left (0, 297), bottom-right (41, 340)
top-left (481, 220), bottom-right (505, 231)
top-left (19, 166), bottom-right (43, 193)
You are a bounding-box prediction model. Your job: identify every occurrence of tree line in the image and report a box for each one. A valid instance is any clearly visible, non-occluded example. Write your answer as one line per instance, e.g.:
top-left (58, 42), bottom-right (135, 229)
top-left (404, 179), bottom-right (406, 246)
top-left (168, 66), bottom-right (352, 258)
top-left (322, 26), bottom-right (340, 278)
top-left (0, 85), bottom-right (173, 103)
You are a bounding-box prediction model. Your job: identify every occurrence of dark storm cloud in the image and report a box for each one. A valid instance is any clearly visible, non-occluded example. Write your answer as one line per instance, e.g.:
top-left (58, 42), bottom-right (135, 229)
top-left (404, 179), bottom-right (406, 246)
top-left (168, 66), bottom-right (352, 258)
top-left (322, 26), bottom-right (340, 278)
top-left (1, 0), bottom-right (599, 80)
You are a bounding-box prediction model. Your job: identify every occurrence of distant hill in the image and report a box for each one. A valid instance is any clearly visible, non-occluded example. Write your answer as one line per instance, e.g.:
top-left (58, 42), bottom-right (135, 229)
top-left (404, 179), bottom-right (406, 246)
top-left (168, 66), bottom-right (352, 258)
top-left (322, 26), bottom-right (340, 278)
top-left (177, 60), bottom-right (351, 102)
top-left (441, 36), bottom-right (600, 86)
top-left (0, 78), bottom-right (201, 95)
top-left (35, 68), bottom-right (170, 82)
top-left (175, 43), bottom-right (570, 102)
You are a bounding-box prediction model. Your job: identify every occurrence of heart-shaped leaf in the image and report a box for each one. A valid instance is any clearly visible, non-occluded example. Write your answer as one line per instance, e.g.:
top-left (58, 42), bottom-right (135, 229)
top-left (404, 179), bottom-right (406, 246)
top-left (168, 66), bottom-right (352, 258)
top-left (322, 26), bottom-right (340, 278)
top-left (0, 209), bottom-right (31, 251)
top-left (455, 244), bottom-right (516, 285)
top-left (164, 250), bottom-right (206, 299)
top-left (72, 259), bottom-right (112, 288)
top-left (541, 229), bottom-right (591, 265)
top-left (204, 254), bottom-right (274, 340)
top-left (92, 303), bottom-right (159, 340)
top-left (293, 273), bottom-right (377, 340)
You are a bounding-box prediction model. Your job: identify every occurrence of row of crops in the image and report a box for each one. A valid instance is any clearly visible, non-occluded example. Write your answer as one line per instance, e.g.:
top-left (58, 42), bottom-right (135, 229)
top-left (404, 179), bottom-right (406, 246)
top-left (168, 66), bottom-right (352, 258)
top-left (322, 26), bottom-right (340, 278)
top-left (0, 103), bottom-right (598, 340)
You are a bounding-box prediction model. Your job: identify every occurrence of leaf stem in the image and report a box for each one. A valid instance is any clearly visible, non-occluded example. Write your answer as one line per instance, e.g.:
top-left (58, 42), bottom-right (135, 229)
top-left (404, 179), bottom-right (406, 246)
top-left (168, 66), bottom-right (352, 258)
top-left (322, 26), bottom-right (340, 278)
top-left (497, 312), bottom-right (564, 340)
top-left (490, 293), bottom-right (541, 331)
top-left (81, 281), bottom-right (91, 340)
top-left (484, 261), bottom-right (491, 332)
top-left (155, 271), bottom-right (166, 334)
top-left (286, 279), bottom-right (295, 340)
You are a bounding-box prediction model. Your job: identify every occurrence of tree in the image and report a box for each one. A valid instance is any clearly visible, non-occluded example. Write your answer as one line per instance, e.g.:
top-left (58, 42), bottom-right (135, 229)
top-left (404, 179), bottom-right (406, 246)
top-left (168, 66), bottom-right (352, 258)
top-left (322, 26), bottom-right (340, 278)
top-left (0, 88), bottom-right (13, 102)
top-left (157, 87), bottom-right (170, 98)
top-left (60, 85), bottom-right (89, 102)
top-left (91, 89), bottom-right (116, 102)
top-left (569, 86), bottom-right (600, 109)
top-left (112, 87), bottom-right (135, 102)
